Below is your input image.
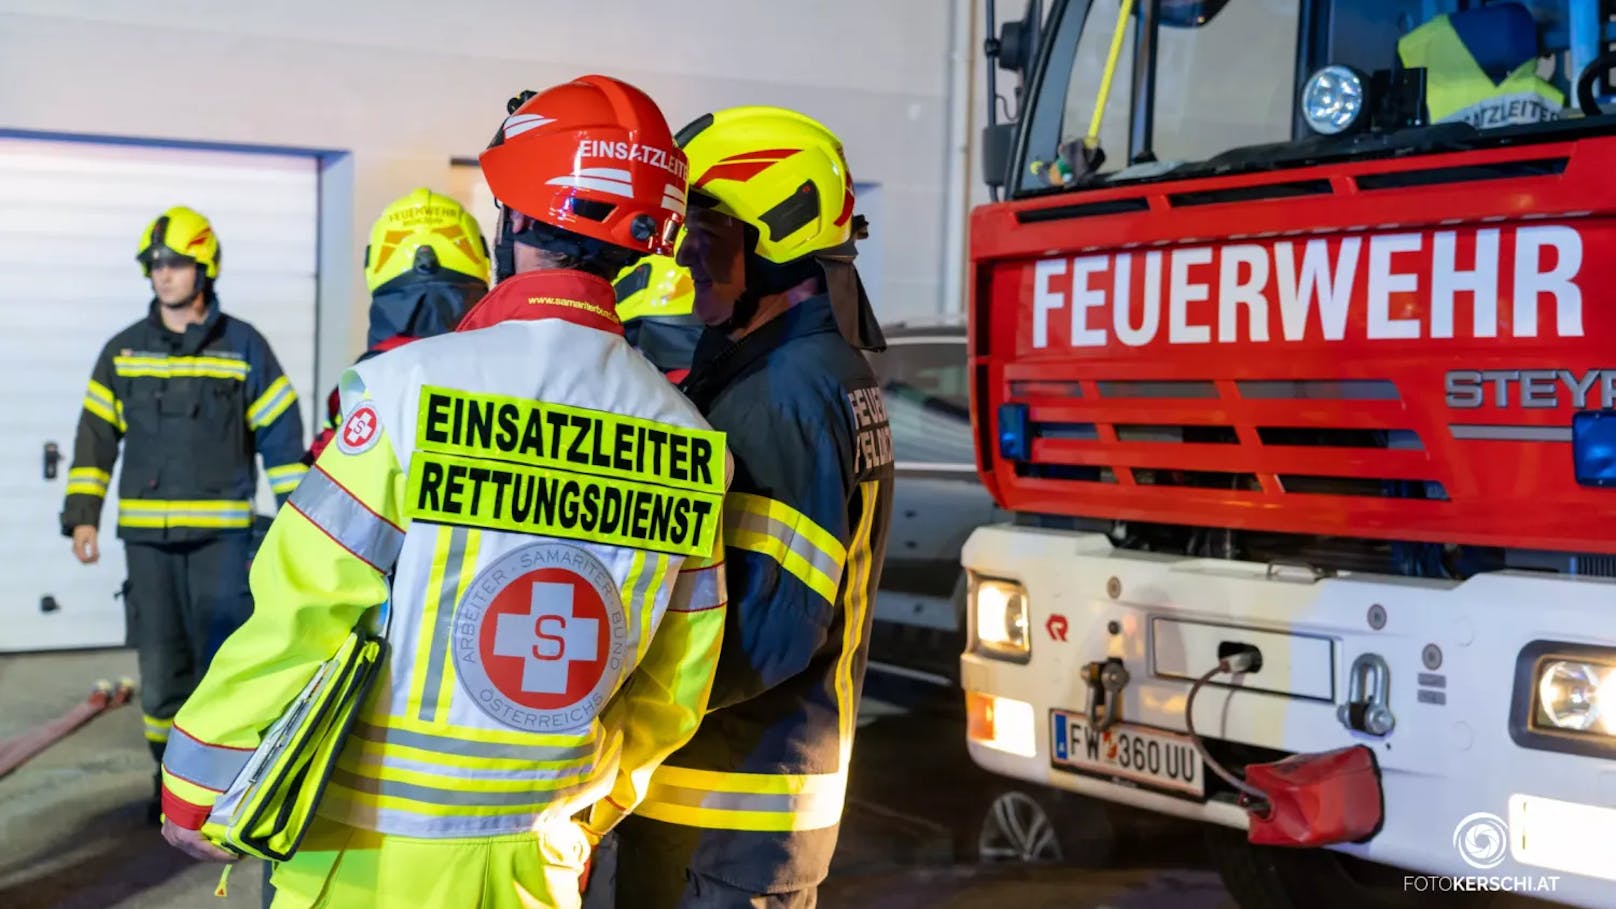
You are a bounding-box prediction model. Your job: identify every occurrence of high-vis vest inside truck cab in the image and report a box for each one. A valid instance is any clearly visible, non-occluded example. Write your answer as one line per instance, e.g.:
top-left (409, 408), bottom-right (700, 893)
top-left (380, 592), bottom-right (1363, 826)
top-left (160, 272), bottom-right (730, 890)
top-left (1398, 8), bottom-right (1564, 129)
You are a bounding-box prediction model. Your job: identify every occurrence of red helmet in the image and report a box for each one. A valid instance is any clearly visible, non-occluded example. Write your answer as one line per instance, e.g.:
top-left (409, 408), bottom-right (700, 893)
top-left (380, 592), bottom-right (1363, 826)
top-left (480, 75), bottom-right (687, 257)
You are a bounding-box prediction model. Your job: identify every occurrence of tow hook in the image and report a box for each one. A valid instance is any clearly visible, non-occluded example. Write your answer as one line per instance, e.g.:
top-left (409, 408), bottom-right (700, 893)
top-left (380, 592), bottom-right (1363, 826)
top-left (1082, 658), bottom-right (1130, 732)
top-left (1338, 653), bottom-right (1396, 736)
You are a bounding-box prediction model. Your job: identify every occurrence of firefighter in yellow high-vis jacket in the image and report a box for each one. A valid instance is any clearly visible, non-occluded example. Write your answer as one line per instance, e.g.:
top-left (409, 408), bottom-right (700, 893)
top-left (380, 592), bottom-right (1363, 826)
top-left (157, 75), bottom-right (729, 909)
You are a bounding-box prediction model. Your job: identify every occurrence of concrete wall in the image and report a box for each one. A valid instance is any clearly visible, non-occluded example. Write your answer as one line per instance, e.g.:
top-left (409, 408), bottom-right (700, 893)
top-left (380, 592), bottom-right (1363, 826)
top-left (0, 0), bottom-right (964, 393)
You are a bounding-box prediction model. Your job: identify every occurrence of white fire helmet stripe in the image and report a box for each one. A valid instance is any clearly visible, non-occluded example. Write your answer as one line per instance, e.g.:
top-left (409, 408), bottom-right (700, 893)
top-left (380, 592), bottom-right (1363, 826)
top-left (503, 114), bottom-right (555, 139)
top-left (546, 175), bottom-right (636, 199)
top-left (575, 166), bottom-right (635, 182)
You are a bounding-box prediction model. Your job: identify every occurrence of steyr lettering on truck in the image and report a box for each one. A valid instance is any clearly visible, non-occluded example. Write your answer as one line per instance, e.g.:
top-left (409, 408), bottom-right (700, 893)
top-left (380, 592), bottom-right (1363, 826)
top-left (1028, 225), bottom-right (1583, 348)
top-left (405, 387), bottom-right (724, 556)
top-left (1446, 369), bottom-right (1616, 409)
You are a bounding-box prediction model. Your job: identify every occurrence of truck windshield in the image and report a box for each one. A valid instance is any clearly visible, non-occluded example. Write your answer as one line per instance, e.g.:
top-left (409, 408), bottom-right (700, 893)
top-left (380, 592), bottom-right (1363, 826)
top-left (1017, 0), bottom-right (1603, 196)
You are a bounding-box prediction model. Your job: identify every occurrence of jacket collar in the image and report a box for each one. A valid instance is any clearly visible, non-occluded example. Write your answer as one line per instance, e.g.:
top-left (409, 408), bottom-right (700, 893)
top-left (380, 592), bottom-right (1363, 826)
top-left (145, 296), bottom-right (225, 355)
top-left (680, 295), bottom-right (840, 409)
top-left (455, 270), bottom-right (623, 336)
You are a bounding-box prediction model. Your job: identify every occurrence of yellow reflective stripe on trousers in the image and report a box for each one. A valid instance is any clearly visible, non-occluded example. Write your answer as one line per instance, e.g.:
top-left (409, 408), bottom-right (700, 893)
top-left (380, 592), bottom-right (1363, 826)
top-left (84, 379), bottom-right (125, 431)
top-left (67, 467), bottom-right (111, 497)
top-left (119, 500), bottom-right (253, 530)
top-left (265, 462), bottom-right (309, 496)
top-left (724, 493), bottom-right (846, 604)
top-left (247, 375), bottom-right (297, 429)
top-left (637, 766), bottom-right (848, 833)
top-left (114, 354), bottom-right (249, 381)
top-left (144, 713), bottom-right (173, 743)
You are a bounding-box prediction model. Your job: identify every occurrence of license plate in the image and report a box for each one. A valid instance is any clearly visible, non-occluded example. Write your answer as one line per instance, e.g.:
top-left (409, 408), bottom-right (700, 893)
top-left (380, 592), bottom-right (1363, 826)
top-left (1051, 711), bottom-right (1205, 799)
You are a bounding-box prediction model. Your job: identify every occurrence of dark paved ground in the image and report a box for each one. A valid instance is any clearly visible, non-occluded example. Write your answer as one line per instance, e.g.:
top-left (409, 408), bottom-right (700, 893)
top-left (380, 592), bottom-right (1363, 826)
top-left (0, 651), bottom-right (1229, 908)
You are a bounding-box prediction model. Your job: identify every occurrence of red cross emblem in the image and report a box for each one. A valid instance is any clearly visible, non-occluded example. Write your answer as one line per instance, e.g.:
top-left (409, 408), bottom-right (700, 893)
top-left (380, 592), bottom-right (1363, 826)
top-left (453, 542), bottom-right (629, 733)
top-left (337, 405), bottom-right (381, 455)
top-left (480, 569), bottom-right (610, 711)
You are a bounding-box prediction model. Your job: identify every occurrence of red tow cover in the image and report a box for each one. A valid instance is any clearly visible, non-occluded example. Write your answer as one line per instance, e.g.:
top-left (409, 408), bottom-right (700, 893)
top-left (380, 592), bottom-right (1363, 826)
top-left (1244, 745), bottom-right (1384, 847)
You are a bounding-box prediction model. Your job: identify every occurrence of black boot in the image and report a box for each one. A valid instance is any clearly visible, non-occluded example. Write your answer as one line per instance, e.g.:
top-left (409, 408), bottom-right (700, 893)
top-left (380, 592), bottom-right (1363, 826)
top-left (147, 769), bottom-right (163, 827)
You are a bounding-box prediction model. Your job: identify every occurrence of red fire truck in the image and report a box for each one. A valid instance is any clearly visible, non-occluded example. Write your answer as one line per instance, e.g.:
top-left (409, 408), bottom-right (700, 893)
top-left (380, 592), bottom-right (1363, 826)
top-left (962, 1), bottom-right (1616, 906)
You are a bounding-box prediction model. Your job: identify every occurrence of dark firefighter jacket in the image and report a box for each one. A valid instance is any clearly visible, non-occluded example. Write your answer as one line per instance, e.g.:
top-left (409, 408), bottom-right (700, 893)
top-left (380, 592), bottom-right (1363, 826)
top-left (604, 294), bottom-right (896, 891)
top-left (61, 298), bottom-right (307, 543)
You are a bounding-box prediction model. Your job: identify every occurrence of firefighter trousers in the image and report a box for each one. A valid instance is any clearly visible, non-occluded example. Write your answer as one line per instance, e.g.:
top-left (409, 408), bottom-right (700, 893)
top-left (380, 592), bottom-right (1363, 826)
top-left (610, 816), bottom-right (817, 909)
top-left (124, 532), bottom-right (254, 762)
top-left (267, 818), bottom-right (589, 909)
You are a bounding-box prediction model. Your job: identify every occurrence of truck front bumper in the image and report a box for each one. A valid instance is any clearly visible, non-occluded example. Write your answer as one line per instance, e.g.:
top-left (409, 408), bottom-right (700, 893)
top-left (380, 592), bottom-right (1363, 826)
top-left (961, 523), bottom-right (1616, 909)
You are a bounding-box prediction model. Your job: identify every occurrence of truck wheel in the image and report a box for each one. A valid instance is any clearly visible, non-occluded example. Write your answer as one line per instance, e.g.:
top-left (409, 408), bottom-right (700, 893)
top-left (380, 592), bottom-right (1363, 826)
top-left (963, 785), bottom-right (1116, 868)
top-left (1205, 827), bottom-right (1528, 909)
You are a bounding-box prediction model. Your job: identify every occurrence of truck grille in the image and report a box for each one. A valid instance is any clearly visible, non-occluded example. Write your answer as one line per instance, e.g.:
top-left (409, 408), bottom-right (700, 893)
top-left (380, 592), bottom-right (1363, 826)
top-left (984, 374), bottom-right (1522, 549)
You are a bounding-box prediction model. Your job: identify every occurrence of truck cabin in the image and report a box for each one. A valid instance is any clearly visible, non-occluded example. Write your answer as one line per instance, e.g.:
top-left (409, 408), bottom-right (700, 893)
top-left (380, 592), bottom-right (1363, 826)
top-left (985, 0), bottom-right (1616, 198)
top-left (971, 0), bottom-right (1616, 580)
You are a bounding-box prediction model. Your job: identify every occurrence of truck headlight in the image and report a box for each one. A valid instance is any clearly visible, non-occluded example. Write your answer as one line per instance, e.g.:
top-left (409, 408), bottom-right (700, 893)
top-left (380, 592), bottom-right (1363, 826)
top-left (1512, 642), bottom-right (1616, 758)
top-left (972, 577), bottom-right (1029, 659)
top-left (1301, 65), bottom-right (1365, 135)
top-left (1538, 661), bottom-right (1614, 733)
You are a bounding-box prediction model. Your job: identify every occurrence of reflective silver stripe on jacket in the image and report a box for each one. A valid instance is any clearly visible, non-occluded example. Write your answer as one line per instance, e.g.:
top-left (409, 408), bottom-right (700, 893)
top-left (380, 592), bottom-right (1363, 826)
top-left (328, 769), bottom-right (592, 807)
top-left (417, 527), bottom-right (468, 722)
top-left (724, 507), bottom-right (844, 586)
top-left (347, 722), bottom-right (595, 763)
top-left (161, 727), bottom-right (251, 792)
top-left (288, 467), bottom-right (405, 571)
top-left (668, 563), bottom-right (726, 613)
top-left (642, 775), bottom-right (846, 830)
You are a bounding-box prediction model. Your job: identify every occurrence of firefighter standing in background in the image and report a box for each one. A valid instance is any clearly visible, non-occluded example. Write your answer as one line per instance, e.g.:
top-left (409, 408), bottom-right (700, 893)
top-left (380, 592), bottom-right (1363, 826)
top-left (158, 76), bottom-right (730, 909)
top-left (608, 107), bottom-right (894, 909)
top-left (614, 215), bottom-right (867, 389)
top-left (613, 245), bottom-right (703, 383)
top-left (60, 206), bottom-right (307, 821)
top-left (303, 188), bottom-right (490, 464)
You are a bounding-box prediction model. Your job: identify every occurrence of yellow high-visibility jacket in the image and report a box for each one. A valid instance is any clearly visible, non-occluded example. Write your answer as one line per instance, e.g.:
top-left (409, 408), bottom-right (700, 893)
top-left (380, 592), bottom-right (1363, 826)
top-left (1398, 12), bottom-right (1564, 129)
top-left (159, 271), bottom-right (729, 846)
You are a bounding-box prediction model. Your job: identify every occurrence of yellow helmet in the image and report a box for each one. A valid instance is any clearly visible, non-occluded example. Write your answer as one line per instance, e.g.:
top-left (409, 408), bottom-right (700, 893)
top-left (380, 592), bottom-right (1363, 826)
top-left (675, 106), bottom-right (856, 265)
top-left (614, 254), bottom-right (694, 321)
top-left (137, 206), bottom-right (220, 280)
top-left (363, 188), bottom-right (490, 292)
top-left (614, 224), bottom-right (695, 322)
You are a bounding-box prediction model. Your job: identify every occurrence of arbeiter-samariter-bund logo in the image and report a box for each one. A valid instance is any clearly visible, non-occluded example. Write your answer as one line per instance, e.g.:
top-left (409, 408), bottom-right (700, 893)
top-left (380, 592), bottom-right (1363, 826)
top-left (453, 542), bottom-right (628, 733)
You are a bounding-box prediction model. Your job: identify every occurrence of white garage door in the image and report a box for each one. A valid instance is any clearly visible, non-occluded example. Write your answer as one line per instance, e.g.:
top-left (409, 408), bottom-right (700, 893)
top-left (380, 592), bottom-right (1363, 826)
top-left (0, 138), bottom-right (320, 652)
